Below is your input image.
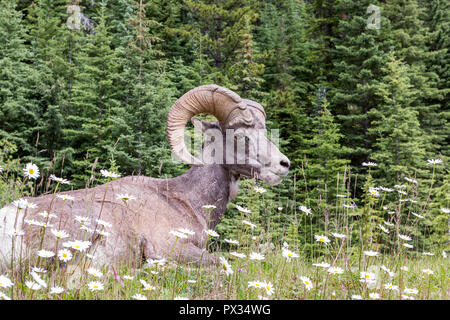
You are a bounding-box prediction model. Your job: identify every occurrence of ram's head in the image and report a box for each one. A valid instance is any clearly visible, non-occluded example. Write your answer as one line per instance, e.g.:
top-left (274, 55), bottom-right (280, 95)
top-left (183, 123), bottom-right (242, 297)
top-left (167, 85), bottom-right (290, 186)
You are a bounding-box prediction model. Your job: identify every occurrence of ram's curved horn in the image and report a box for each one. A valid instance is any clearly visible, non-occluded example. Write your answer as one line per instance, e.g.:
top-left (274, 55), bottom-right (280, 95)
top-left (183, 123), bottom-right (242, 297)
top-left (167, 85), bottom-right (247, 165)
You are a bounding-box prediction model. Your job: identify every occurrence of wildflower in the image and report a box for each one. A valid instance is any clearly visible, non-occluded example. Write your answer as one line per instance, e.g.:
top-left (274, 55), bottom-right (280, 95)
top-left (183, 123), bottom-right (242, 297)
top-left (383, 221), bottom-right (394, 227)
top-left (75, 216), bottom-right (90, 224)
top-left (314, 235), bottom-right (331, 244)
top-left (174, 296), bottom-right (189, 300)
top-left (422, 252), bottom-right (434, 256)
top-left (441, 208), bottom-right (450, 214)
top-left (88, 281), bottom-right (104, 291)
top-left (331, 233), bottom-right (346, 239)
top-left (403, 243), bottom-right (413, 249)
top-left (378, 186), bottom-right (394, 192)
top-left (169, 230), bottom-right (188, 239)
top-left (262, 282), bottom-right (274, 296)
top-left (368, 187), bottom-right (379, 197)
top-left (401, 266), bottom-right (409, 272)
top-left (248, 281), bottom-right (264, 289)
top-left (56, 194), bottom-right (75, 201)
top-left (369, 292), bottom-right (380, 299)
top-left (30, 272), bottom-right (47, 288)
top-left (363, 250), bottom-right (379, 257)
top-left (422, 269), bottom-right (433, 275)
top-left (281, 248), bottom-right (299, 261)
top-left (123, 275), bottom-right (134, 280)
top-left (31, 267), bottom-right (46, 274)
top-left (50, 287), bottom-right (65, 294)
top-left (10, 229), bottom-right (24, 237)
top-left (327, 266), bottom-right (344, 275)
top-left (204, 229), bottom-right (219, 238)
top-left (343, 203), bottom-right (357, 209)
top-left (80, 225), bottom-right (94, 233)
top-left (299, 206), bottom-right (312, 215)
top-left (13, 198), bottom-right (37, 210)
top-left (0, 292), bottom-right (11, 300)
top-left (230, 252), bottom-right (246, 259)
top-left (336, 194), bottom-right (347, 198)
top-left (427, 159), bottom-right (442, 165)
top-left (37, 249), bottom-right (55, 258)
top-left (242, 220), bottom-right (256, 229)
top-left (117, 194), bottom-right (136, 202)
top-left (360, 272), bottom-right (376, 282)
top-left (0, 166), bottom-right (2, 173)
top-left (187, 280), bottom-right (197, 284)
top-left (224, 238), bottom-right (239, 245)
top-left (25, 281), bottom-right (41, 290)
top-left (96, 219), bottom-right (112, 229)
top-left (23, 162), bottom-right (40, 180)
top-left (202, 204), bottom-right (216, 210)
top-left (443, 251), bottom-right (447, 258)
top-left (96, 230), bottom-right (110, 237)
top-left (140, 279), bottom-right (155, 291)
top-left (362, 162), bottom-right (377, 167)
top-left (299, 276), bottom-right (313, 290)
top-left (313, 262), bottom-right (330, 268)
top-left (378, 224), bottom-right (389, 234)
top-left (219, 257), bottom-right (233, 276)
top-left (235, 205), bottom-right (251, 213)
top-left (404, 288), bottom-right (418, 295)
top-left (132, 293), bottom-right (147, 300)
top-left (398, 234), bottom-right (412, 241)
top-left (178, 228), bottom-right (195, 236)
top-left (100, 169), bottom-right (120, 178)
top-left (249, 252), bottom-right (265, 261)
top-left (254, 186), bottom-right (266, 194)
top-left (66, 240), bottom-right (91, 252)
top-left (384, 283), bottom-right (399, 291)
top-left (87, 268), bottom-right (103, 278)
top-left (49, 174), bottom-right (70, 185)
top-left (352, 295), bottom-right (362, 300)
top-left (58, 249), bottom-right (73, 262)
top-left (38, 211), bottom-right (57, 219)
top-left (404, 177), bottom-right (418, 184)
top-left (147, 258), bottom-right (167, 267)
top-left (0, 275), bottom-right (14, 288)
top-left (51, 229), bottom-right (70, 239)
top-left (277, 207), bottom-right (283, 211)
top-left (411, 212), bottom-right (424, 219)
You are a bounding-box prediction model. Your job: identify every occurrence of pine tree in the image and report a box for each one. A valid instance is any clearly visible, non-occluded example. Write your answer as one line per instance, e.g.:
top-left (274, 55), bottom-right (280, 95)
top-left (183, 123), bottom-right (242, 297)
top-left (63, 1), bottom-right (121, 187)
top-left (368, 53), bottom-right (428, 186)
top-left (0, 0), bottom-right (41, 158)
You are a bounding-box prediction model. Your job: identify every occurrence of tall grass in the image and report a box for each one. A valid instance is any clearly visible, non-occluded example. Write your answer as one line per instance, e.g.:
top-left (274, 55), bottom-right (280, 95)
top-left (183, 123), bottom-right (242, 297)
top-left (0, 159), bottom-right (448, 300)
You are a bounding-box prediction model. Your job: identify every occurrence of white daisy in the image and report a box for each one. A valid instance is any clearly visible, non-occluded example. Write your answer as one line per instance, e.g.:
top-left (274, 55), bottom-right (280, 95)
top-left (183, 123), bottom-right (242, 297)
top-left (23, 162), bottom-right (40, 179)
top-left (49, 174), bottom-right (70, 185)
top-left (204, 229), bottom-right (219, 238)
top-left (249, 252), bottom-right (265, 260)
top-left (299, 276), bottom-right (313, 290)
top-left (235, 205), bottom-right (251, 213)
top-left (314, 235), bottom-right (331, 244)
top-left (56, 194), bottom-right (75, 201)
top-left (87, 281), bottom-right (104, 291)
top-left (57, 249), bottom-right (73, 262)
top-left (0, 275), bottom-right (14, 288)
top-left (224, 238), bottom-right (239, 245)
top-left (299, 206), bottom-right (312, 215)
top-left (37, 249), bottom-right (55, 258)
top-left (117, 193), bottom-right (136, 202)
top-left (230, 252), bottom-right (246, 259)
top-left (100, 169), bottom-right (120, 178)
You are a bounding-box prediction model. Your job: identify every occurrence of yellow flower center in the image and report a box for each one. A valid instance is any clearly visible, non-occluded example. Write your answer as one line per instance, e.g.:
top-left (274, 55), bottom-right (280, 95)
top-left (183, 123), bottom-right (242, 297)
top-left (305, 281), bottom-right (309, 285)
top-left (29, 169), bottom-right (34, 174)
top-left (365, 275), bottom-right (370, 279)
top-left (319, 238), bottom-right (324, 241)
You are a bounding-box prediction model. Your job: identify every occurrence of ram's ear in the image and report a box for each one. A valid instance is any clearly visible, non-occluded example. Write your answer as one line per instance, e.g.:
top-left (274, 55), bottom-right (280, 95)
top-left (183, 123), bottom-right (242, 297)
top-left (191, 117), bottom-right (222, 136)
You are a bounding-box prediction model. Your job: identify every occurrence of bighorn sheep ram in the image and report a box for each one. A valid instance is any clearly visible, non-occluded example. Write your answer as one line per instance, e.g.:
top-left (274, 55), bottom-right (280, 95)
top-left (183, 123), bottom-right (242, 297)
top-left (0, 85), bottom-right (289, 267)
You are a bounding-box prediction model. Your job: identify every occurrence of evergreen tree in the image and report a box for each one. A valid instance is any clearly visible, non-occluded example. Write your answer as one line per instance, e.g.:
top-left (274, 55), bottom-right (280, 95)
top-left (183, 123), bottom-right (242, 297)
top-left (0, 0), bottom-right (41, 158)
top-left (368, 53), bottom-right (427, 186)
